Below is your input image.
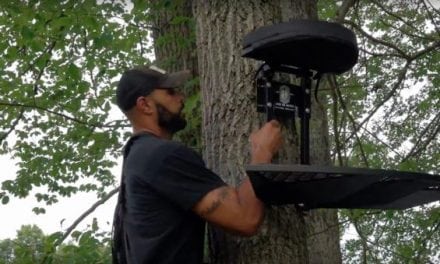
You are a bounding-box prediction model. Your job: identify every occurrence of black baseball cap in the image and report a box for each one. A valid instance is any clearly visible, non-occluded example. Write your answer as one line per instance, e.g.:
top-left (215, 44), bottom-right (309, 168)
top-left (116, 66), bottom-right (191, 112)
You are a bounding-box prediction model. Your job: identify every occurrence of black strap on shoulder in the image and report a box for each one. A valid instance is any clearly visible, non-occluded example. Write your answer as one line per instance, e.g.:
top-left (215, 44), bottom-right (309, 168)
top-left (111, 133), bottom-right (150, 264)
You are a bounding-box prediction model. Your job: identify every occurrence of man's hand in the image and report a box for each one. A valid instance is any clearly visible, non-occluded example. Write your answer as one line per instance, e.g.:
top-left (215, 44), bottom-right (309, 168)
top-left (250, 120), bottom-right (283, 164)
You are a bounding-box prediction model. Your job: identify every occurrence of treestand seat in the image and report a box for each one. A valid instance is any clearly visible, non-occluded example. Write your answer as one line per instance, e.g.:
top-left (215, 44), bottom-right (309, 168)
top-left (242, 19), bottom-right (358, 74)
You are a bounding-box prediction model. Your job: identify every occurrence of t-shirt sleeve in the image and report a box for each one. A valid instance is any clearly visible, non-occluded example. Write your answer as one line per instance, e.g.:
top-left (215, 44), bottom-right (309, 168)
top-left (150, 145), bottom-right (226, 210)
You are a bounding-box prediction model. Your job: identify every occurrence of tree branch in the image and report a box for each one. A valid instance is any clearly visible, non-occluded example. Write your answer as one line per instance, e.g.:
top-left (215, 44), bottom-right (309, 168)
top-left (32, 41), bottom-right (57, 95)
top-left (344, 16), bottom-right (439, 62)
top-left (307, 210), bottom-right (384, 238)
top-left (359, 47), bottom-right (402, 59)
top-left (359, 125), bottom-right (405, 159)
top-left (347, 209), bottom-right (438, 264)
top-left (410, 40), bottom-right (440, 61)
top-left (351, 216), bottom-right (373, 264)
top-left (370, 0), bottom-right (421, 33)
top-left (421, 0), bottom-right (440, 37)
top-left (331, 75), bottom-right (369, 167)
top-left (342, 19), bottom-right (410, 59)
top-left (335, 0), bottom-right (358, 22)
top-left (425, 0), bottom-right (440, 16)
top-left (0, 108), bottom-right (25, 144)
top-left (41, 187), bottom-right (119, 263)
top-left (0, 101), bottom-right (126, 128)
top-left (401, 112), bottom-right (440, 163)
top-left (414, 218), bottom-right (440, 263)
top-left (330, 79), bottom-right (344, 166)
top-left (57, 187), bottom-right (118, 246)
top-left (20, 40), bottom-right (57, 79)
top-left (1, 40), bottom-right (57, 144)
top-left (342, 61), bottom-right (411, 147)
top-left (378, 17), bottom-right (434, 41)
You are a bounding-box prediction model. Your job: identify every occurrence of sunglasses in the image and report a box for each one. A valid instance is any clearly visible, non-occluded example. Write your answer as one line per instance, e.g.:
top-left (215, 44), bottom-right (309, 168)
top-left (162, 87), bottom-right (187, 97)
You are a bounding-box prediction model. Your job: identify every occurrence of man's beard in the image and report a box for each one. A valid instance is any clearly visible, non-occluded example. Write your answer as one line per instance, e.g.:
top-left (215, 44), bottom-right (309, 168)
top-left (156, 102), bottom-right (187, 134)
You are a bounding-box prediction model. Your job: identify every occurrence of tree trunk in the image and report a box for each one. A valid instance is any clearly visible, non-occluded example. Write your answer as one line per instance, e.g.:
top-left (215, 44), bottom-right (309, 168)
top-left (149, 0), bottom-right (203, 148)
top-left (150, 0), bottom-right (197, 73)
top-left (193, 1), bottom-right (341, 263)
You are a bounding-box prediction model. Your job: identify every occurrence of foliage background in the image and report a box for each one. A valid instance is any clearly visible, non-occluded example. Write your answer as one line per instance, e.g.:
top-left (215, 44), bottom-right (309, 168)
top-left (0, 0), bottom-right (438, 263)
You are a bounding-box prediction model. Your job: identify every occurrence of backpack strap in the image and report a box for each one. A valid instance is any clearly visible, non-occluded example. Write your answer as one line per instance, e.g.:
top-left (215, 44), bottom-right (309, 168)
top-left (111, 133), bottom-right (150, 264)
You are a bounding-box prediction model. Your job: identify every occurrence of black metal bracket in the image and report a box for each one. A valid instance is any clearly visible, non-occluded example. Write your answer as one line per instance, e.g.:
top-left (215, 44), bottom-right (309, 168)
top-left (255, 64), bottom-right (314, 164)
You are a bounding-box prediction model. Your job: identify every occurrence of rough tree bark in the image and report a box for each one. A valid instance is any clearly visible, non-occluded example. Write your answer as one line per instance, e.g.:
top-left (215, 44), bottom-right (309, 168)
top-left (192, 1), bottom-right (341, 264)
top-left (150, 0), bottom-right (197, 73)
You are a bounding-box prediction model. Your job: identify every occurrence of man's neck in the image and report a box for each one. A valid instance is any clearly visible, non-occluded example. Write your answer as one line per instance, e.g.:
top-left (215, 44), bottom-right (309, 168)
top-left (132, 126), bottom-right (172, 139)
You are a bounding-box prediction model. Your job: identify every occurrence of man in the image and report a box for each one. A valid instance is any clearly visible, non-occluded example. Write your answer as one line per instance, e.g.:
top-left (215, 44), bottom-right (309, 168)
top-left (113, 66), bottom-right (282, 263)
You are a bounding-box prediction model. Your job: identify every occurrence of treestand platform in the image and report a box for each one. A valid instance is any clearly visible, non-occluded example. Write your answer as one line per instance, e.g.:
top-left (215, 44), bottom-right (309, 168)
top-left (247, 164), bottom-right (440, 210)
top-left (242, 20), bottom-right (440, 210)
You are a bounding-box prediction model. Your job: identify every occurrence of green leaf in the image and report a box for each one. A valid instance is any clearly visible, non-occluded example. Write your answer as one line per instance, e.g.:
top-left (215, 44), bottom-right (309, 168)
top-left (92, 218), bottom-right (99, 232)
top-left (67, 63), bottom-right (81, 80)
top-left (1, 195), bottom-right (9, 205)
top-left (32, 207), bottom-right (46, 215)
top-left (35, 53), bottom-right (51, 70)
top-left (52, 15), bottom-right (73, 30)
top-left (399, 160), bottom-right (418, 172)
top-left (6, 46), bottom-right (19, 59)
top-left (46, 231), bottom-right (63, 244)
top-left (71, 230), bottom-right (82, 240)
top-left (21, 26), bottom-right (35, 40)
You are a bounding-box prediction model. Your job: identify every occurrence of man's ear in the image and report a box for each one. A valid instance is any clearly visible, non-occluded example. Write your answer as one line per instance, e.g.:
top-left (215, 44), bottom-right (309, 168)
top-left (135, 96), bottom-right (154, 115)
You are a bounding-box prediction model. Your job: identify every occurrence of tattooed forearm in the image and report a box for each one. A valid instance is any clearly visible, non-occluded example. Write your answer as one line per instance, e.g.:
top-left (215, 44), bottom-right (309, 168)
top-left (201, 187), bottom-right (230, 216)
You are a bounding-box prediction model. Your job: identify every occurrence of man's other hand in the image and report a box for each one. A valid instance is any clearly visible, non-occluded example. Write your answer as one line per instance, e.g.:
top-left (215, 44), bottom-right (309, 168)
top-left (249, 120), bottom-right (283, 164)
